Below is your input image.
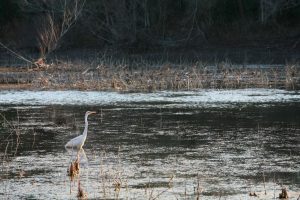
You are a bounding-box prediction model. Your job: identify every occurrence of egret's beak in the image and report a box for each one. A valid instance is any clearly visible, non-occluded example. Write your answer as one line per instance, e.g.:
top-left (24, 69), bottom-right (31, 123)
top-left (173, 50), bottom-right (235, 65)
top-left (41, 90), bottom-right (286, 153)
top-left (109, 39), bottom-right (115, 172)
top-left (88, 111), bottom-right (97, 115)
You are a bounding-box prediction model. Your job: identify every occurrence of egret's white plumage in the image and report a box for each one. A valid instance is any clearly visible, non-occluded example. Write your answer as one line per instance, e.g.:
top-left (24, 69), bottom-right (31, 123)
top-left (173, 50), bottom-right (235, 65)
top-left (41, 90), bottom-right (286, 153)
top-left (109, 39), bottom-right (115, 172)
top-left (65, 111), bottom-right (96, 149)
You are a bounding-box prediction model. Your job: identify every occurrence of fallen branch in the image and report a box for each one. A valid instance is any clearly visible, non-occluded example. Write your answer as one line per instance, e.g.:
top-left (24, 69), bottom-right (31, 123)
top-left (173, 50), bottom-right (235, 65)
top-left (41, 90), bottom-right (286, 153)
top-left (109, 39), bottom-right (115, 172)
top-left (0, 42), bottom-right (36, 66)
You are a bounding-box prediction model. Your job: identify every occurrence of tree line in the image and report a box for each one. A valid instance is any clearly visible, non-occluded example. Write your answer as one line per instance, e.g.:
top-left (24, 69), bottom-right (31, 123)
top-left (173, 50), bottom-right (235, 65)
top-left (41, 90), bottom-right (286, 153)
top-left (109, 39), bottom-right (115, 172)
top-left (0, 0), bottom-right (299, 54)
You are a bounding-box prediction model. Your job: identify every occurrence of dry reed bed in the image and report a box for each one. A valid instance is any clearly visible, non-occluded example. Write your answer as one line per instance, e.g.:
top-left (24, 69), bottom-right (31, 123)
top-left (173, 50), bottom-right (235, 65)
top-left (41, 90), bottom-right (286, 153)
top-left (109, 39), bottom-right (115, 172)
top-left (0, 62), bottom-right (299, 91)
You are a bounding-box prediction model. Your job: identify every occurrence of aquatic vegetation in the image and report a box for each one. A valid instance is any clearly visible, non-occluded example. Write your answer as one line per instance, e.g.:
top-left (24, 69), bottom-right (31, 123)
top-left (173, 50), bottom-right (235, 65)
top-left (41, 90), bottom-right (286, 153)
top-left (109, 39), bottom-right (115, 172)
top-left (279, 187), bottom-right (288, 199)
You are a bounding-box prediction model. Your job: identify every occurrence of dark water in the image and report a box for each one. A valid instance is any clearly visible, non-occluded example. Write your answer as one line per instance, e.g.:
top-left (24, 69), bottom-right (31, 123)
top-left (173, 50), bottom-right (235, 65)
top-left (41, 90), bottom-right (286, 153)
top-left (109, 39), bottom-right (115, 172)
top-left (0, 90), bottom-right (300, 199)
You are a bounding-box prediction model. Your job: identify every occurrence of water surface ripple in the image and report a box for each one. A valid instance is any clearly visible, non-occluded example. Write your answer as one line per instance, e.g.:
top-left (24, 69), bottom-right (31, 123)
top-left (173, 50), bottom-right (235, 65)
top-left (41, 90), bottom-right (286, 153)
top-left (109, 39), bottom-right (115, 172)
top-left (0, 89), bottom-right (299, 199)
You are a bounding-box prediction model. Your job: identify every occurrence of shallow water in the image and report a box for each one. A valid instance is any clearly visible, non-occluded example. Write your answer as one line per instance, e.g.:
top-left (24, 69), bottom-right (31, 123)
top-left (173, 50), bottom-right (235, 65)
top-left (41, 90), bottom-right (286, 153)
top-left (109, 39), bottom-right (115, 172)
top-left (0, 89), bottom-right (300, 199)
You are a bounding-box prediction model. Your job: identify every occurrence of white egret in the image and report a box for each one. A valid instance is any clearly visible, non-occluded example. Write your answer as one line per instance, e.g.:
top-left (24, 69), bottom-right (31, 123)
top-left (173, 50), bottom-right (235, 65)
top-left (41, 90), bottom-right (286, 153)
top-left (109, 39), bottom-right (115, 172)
top-left (65, 111), bottom-right (96, 149)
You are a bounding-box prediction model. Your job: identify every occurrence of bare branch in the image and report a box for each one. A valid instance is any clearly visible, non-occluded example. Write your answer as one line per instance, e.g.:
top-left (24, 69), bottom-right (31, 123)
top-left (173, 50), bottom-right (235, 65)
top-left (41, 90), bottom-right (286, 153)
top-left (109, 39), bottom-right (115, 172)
top-left (36, 0), bottom-right (86, 59)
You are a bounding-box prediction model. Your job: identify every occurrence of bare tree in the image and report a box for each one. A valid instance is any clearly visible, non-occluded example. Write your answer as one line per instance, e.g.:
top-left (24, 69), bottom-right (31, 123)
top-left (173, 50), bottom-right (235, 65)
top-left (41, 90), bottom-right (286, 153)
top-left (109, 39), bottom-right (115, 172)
top-left (0, 0), bottom-right (86, 67)
top-left (36, 0), bottom-right (86, 62)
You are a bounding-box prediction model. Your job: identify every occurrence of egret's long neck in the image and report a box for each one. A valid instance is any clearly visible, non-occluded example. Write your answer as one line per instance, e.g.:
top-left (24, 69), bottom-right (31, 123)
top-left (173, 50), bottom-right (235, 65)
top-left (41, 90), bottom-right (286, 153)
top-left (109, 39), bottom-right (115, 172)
top-left (83, 114), bottom-right (89, 138)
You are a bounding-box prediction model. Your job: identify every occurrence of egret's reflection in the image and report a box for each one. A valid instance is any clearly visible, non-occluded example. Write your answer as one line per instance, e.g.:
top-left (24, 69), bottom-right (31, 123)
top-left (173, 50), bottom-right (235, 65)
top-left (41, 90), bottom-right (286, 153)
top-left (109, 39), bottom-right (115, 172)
top-left (66, 147), bottom-right (89, 168)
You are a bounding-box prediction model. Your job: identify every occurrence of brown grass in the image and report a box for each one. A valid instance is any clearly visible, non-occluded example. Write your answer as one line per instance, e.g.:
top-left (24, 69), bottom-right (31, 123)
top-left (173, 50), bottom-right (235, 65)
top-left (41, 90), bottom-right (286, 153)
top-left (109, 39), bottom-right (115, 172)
top-left (68, 157), bottom-right (80, 181)
top-left (0, 60), bottom-right (299, 91)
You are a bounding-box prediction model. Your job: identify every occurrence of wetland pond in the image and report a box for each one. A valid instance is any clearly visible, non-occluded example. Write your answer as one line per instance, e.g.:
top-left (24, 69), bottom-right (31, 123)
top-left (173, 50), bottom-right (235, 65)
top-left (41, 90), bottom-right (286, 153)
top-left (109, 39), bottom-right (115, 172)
top-left (0, 89), bottom-right (300, 199)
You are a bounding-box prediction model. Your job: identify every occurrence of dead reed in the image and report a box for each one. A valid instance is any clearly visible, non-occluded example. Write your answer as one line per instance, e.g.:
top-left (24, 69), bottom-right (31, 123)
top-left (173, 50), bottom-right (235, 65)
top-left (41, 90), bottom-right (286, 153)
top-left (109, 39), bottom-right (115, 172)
top-left (0, 110), bottom-right (21, 158)
top-left (34, 62), bottom-right (299, 91)
top-left (285, 65), bottom-right (298, 90)
top-left (98, 147), bottom-right (129, 200)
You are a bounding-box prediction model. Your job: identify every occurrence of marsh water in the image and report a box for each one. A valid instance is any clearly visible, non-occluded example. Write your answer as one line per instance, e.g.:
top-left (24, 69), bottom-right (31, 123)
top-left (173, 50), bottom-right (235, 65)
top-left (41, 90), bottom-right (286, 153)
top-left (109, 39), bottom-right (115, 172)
top-left (0, 89), bottom-right (299, 199)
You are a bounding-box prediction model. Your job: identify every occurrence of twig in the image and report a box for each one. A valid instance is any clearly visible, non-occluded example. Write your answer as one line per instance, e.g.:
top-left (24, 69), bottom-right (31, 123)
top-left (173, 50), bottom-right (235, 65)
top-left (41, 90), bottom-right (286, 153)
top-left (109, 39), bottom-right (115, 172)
top-left (0, 111), bottom-right (21, 158)
top-left (149, 175), bottom-right (174, 200)
top-left (263, 171), bottom-right (267, 195)
top-left (2, 142), bottom-right (9, 165)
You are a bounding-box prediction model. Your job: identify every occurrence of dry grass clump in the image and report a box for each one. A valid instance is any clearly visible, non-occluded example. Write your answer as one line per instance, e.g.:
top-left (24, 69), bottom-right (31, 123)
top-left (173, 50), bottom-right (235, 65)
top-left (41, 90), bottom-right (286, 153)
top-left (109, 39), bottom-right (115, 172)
top-left (285, 65), bottom-right (298, 90)
top-left (279, 187), bottom-right (289, 199)
top-left (68, 157), bottom-right (80, 180)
